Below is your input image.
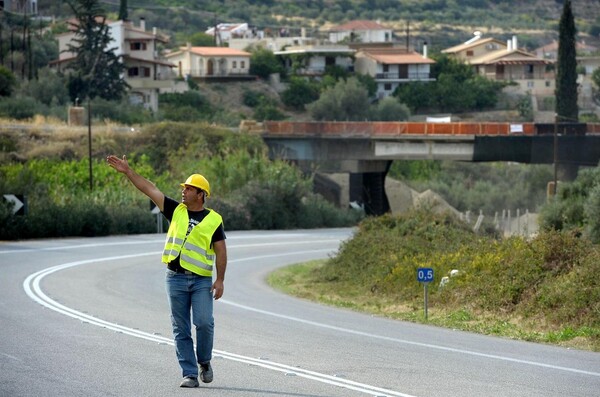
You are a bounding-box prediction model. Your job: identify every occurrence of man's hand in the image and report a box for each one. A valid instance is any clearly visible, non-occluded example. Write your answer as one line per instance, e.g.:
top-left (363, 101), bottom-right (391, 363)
top-left (211, 280), bottom-right (224, 300)
top-left (106, 154), bottom-right (165, 212)
top-left (106, 155), bottom-right (130, 174)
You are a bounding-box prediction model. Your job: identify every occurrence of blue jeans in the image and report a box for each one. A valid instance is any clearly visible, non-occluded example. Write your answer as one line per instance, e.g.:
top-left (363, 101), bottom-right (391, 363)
top-left (165, 269), bottom-right (214, 378)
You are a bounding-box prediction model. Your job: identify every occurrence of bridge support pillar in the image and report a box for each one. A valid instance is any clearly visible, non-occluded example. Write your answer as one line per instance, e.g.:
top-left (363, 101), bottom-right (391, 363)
top-left (557, 163), bottom-right (579, 182)
top-left (349, 161), bottom-right (392, 216)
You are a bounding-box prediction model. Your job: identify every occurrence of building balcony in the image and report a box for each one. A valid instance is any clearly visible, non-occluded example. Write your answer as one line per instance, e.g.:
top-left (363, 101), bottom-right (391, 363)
top-left (374, 72), bottom-right (433, 81)
top-left (126, 77), bottom-right (175, 89)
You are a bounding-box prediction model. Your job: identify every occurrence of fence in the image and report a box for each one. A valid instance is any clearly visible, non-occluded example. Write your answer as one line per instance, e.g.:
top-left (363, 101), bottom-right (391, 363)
top-left (461, 209), bottom-right (539, 237)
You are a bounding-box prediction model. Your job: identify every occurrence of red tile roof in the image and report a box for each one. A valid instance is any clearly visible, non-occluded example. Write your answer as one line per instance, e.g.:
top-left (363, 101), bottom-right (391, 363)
top-left (186, 47), bottom-right (250, 57)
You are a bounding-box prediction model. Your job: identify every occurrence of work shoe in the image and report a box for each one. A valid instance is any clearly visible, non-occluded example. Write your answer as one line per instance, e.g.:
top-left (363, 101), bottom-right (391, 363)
top-left (200, 362), bottom-right (213, 383)
top-left (179, 376), bottom-right (199, 388)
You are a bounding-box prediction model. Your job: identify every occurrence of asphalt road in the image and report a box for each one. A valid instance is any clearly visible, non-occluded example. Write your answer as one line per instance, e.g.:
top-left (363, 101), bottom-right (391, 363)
top-left (1, 229), bottom-right (599, 397)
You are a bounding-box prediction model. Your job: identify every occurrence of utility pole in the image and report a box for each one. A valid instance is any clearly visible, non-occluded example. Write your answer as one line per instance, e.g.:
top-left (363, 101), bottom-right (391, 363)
top-left (88, 98), bottom-right (93, 191)
top-left (213, 13), bottom-right (218, 46)
top-left (406, 20), bottom-right (410, 51)
top-left (553, 114), bottom-right (558, 195)
top-left (21, 5), bottom-right (26, 79)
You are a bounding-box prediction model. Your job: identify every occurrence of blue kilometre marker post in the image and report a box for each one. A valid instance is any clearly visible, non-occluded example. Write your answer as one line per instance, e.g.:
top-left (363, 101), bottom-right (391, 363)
top-left (417, 267), bottom-right (434, 320)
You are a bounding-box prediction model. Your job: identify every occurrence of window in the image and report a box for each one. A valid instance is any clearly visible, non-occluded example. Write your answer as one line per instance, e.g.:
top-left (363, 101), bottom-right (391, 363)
top-left (384, 83), bottom-right (392, 91)
top-left (130, 42), bottom-right (147, 51)
top-left (466, 50), bottom-right (474, 56)
top-left (545, 81), bottom-right (551, 87)
top-left (398, 64), bottom-right (408, 79)
top-left (241, 61), bottom-right (246, 69)
top-left (232, 61), bottom-right (237, 68)
top-left (128, 67), bottom-right (151, 77)
top-left (383, 64), bottom-right (389, 73)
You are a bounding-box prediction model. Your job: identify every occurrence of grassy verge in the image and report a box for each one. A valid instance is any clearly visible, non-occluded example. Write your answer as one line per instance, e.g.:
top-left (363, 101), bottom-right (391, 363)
top-left (268, 260), bottom-right (599, 351)
top-left (266, 210), bottom-right (600, 352)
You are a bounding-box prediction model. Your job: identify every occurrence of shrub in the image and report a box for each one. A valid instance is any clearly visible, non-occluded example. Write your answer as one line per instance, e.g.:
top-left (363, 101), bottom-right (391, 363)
top-left (90, 98), bottom-right (154, 124)
top-left (242, 89), bottom-right (264, 107)
top-left (0, 66), bottom-right (17, 97)
top-left (18, 68), bottom-right (70, 106)
top-left (539, 166), bottom-right (600, 241)
top-left (253, 98), bottom-right (287, 121)
top-left (307, 77), bottom-right (371, 121)
top-left (281, 77), bottom-right (320, 110)
top-left (0, 97), bottom-right (45, 120)
top-left (158, 91), bottom-right (213, 122)
top-left (249, 47), bottom-right (283, 79)
top-left (370, 97), bottom-right (411, 121)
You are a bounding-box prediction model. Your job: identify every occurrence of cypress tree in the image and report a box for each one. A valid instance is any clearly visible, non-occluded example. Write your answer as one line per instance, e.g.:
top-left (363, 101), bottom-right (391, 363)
top-left (555, 0), bottom-right (578, 122)
top-left (118, 0), bottom-right (128, 21)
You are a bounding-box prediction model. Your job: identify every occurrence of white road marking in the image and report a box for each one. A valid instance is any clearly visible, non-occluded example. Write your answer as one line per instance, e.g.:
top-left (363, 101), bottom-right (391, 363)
top-left (23, 248), bottom-right (414, 397)
top-left (19, 238), bottom-right (600, 397)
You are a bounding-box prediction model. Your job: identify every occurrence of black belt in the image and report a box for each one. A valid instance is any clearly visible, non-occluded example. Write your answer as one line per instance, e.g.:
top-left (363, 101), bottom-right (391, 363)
top-left (167, 263), bottom-right (195, 275)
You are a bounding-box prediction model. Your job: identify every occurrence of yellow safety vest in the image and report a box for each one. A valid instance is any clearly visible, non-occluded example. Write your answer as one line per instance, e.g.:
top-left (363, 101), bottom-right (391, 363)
top-left (162, 204), bottom-right (222, 276)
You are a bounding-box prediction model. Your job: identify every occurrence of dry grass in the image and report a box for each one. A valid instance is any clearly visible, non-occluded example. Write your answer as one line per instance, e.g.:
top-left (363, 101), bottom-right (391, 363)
top-left (0, 118), bottom-right (144, 163)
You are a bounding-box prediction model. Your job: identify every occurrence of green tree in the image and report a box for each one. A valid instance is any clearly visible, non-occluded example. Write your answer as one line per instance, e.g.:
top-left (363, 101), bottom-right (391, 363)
top-left (395, 55), bottom-right (503, 113)
top-left (307, 77), bottom-right (370, 121)
top-left (592, 68), bottom-right (600, 105)
top-left (517, 93), bottom-right (533, 121)
top-left (65, 0), bottom-right (128, 102)
top-left (394, 81), bottom-right (434, 112)
top-left (18, 67), bottom-right (69, 105)
top-left (355, 73), bottom-right (377, 97)
top-left (281, 76), bottom-right (319, 110)
top-left (370, 97), bottom-right (411, 121)
top-left (540, 166), bottom-right (600, 239)
top-left (253, 96), bottom-right (287, 121)
top-left (555, 0), bottom-right (578, 122)
top-left (0, 66), bottom-right (17, 96)
top-left (249, 47), bottom-right (283, 79)
top-left (118, 0), bottom-right (128, 21)
top-left (588, 16), bottom-right (600, 37)
top-left (189, 32), bottom-right (215, 46)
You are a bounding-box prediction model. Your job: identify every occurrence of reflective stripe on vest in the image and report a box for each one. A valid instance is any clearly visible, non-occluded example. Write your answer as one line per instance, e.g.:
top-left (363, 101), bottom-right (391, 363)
top-left (162, 203), bottom-right (222, 277)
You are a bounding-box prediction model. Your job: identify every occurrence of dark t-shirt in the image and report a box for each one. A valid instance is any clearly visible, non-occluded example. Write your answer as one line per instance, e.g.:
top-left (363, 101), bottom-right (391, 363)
top-left (162, 196), bottom-right (225, 269)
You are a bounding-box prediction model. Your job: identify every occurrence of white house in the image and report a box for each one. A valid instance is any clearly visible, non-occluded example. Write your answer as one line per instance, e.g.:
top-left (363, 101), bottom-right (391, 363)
top-left (205, 23), bottom-right (250, 46)
top-left (274, 45), bottom-right (355, 77)
top-left (354, 47), bottom-right (435, 99)
top-left (578, 56), bottom-right (600, 109)
top-left (164, 44), bottom-right (251, 78)
top-left (328, 20), bottom-right (393, 44)
top-left (443, 35), bottom-right (554, 97)
top-left (1, 0), bottom-right (37, 13)
top-left (50, 18), bottom-right (175, 111)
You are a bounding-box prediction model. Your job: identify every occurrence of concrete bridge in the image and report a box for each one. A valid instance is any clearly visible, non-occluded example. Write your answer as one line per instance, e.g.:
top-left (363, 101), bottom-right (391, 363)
top-left (257, 121), bottom-right (600, 215)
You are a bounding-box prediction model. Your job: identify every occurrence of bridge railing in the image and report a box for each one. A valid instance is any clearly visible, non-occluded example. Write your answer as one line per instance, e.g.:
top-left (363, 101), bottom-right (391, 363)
top-left (263, 121), bottom-right (600, 137)
top-left (263, 121), bottom-right (537, 137)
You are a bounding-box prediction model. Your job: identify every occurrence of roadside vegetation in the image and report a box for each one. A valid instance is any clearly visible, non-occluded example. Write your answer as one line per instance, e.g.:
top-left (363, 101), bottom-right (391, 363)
top-left (2, 0), bottom-right (600, 352)
top-left (0, 122), bottom-right (363, 239)
top-left (268, 207), bottom-right (600, 351)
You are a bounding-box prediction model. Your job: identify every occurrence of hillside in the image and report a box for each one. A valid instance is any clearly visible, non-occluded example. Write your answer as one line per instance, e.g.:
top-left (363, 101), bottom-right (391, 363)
top-left (38, 1), bottom-right (600, 51)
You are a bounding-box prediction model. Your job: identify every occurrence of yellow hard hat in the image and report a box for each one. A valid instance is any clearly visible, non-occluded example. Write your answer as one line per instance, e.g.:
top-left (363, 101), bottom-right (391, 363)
top-left (180, 174), bottom-right (210, 197)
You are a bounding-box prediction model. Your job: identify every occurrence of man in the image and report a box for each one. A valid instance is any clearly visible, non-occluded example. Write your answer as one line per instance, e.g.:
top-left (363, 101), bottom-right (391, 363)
top-left (106, 154), bottom-right (227, 388)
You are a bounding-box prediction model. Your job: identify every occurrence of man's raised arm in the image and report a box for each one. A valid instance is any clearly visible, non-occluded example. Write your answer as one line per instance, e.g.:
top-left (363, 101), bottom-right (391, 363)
top-left (106, 155), bottom-right (165, 212)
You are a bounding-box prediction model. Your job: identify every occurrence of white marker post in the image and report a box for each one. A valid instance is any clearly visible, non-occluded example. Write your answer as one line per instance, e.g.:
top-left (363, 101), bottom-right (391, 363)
top-left (150, 200), bottom-right (162, 233)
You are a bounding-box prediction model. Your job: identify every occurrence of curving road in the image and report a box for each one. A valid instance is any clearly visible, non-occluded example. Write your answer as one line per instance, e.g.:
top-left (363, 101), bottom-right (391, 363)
top-left (1, 229), bottom-right (599, 397)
